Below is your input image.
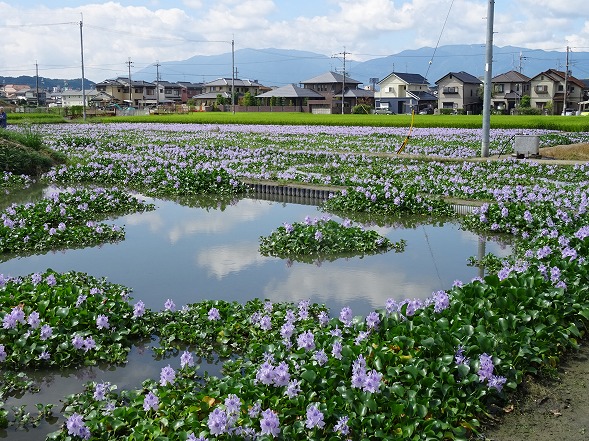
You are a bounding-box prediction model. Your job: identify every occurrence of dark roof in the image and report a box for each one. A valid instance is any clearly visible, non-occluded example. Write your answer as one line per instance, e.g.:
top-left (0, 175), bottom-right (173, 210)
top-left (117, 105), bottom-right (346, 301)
top-left (256, 84), bottom-right (324, 99)
top-left (436, 71), bottom-right (482, 85)
top-left (531, 69), bottom-right (587, 89)
top-left (407, 90), bottom-right (437, 101)
top-left (205, 78), bottom-right (264, 87)
top-left (492, 70), bottom-right (531, 83)
top-left (300, 71), bottom-right (361, 85)
top-left (379, 72), bottom-right (429, 85)
top-left (343, 89), bottom-right (374, 98)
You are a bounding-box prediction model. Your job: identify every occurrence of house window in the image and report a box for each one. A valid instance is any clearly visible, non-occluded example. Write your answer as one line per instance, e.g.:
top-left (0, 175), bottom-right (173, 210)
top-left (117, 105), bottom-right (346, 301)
top-left (443, 87), bottom-right (458, 94)
top-left (134, 88), bottom-right (142, 93)
top-left (493, 84), bottom-right (504, 93)
top-left (558, 85), bottom-right (564, 92)
top-left (442, 102), bottom-right (455, 109)
top-left (388, 87), bottom-right (393, 92)
top-left (535, 85), bottom-right (548, 94)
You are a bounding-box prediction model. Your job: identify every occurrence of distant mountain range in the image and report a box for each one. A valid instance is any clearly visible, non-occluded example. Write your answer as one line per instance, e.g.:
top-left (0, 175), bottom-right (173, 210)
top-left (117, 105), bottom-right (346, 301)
top-left (132, 44), bottom-right (589, 88)
top-left (2, 45), bottom-right (588, 90)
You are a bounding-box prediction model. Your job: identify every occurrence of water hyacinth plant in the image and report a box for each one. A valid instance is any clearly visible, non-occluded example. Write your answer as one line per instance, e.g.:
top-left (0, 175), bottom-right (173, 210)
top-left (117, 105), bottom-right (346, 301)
top-left (1, 122), bottom-right (589, 440)
top-left (259, 215), bottom-right (406, 262)
top-left (0, 187), bottom-right (154, 257)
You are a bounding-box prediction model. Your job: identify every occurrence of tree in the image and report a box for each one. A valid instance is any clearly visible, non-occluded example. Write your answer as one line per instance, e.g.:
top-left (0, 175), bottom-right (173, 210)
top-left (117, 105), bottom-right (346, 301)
top-left (519, 95), bottom-right (531, 108)
top-left (269, 96), bottom-right (278, 106)
top-left (242, 92), bottom-right (255, 107)
top-left (216, 94), bottom-right (227, 106)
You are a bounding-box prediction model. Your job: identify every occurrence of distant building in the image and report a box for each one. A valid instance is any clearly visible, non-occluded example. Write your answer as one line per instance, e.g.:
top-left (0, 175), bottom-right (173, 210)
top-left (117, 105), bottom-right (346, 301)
top-left (529, 69), bottom-right (586, 115)
top-left (376, 72), bottom-right (436, 114)
top-left (491, 70), bottom-right (531, 113)
top-left (300, 71), bottom-right (371, 114)
top-left (436, 71), bottom-right (482, 114)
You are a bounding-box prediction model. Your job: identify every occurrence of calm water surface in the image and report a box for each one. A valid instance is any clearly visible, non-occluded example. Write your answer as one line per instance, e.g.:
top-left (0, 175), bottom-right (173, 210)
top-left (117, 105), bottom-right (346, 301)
top-left (0, 186), bottom-right (512, 439)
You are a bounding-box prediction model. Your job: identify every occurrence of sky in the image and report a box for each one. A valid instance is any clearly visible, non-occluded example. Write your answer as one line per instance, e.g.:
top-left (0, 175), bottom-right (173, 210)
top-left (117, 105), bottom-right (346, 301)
top-left (1, 0), bottom-right (589, 83)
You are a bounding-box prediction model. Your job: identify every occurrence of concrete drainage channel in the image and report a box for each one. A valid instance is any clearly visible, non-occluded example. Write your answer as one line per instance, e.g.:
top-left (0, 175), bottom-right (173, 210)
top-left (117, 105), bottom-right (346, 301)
top-left (243, 181), bottom-right (481, 215)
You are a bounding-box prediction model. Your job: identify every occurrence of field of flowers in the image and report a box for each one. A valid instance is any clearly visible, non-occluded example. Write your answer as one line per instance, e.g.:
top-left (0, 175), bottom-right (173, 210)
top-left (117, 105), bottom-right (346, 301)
top-left (2, 122), bottom-right (589, 440)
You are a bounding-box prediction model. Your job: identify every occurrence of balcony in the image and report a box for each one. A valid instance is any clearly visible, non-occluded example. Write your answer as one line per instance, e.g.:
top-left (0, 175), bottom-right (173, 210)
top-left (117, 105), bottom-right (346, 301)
top-left (443, 87), bottom-right (459, 95)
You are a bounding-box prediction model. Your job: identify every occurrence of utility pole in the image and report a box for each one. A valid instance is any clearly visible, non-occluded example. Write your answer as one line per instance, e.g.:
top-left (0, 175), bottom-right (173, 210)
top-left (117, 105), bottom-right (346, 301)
top-left (231, 38), bottom-right (235, 114)
top-left (481, 0), bottom-right (494, 158)
top-left (334, 48), bottom-right (350, 114)
top-left (562, 46), bottom-right (570, 115)
top-left (126, 57), bottom-right (133, 106)
top-left (35, 61), bottom-right (39, 107)
top-left (155, 61), bottom-right (160, 109)
top-left (79, 17), bottom-right (87, 120)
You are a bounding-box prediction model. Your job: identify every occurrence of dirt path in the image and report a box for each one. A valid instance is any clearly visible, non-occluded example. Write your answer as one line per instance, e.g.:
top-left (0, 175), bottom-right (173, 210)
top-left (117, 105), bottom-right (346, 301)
top-left (482, 343), bottom-right (589, 441)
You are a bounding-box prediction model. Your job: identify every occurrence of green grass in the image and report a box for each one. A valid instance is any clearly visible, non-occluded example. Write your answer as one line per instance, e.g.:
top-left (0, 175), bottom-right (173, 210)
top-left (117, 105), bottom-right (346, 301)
top-left (90, 112), bottom-right (589, 131)
top-left (5, 112), bottom-right (68, 125)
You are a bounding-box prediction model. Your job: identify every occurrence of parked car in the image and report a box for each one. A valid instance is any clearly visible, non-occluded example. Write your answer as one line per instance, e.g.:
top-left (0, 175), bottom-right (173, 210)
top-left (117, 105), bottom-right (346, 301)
top-left (374, 107), bottom-right (394, 115)
top-left (563, 108), bottom-right (576, 116)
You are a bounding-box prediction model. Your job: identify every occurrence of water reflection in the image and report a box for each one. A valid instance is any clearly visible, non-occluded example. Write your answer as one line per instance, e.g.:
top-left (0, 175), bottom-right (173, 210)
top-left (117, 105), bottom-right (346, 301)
top-left (0, 187), bottom-right (512, 440)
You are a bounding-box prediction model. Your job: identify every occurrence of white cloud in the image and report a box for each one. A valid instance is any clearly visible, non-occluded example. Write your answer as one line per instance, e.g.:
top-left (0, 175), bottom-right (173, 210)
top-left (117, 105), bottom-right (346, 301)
top-left (196, 242), bottom-right (271, 279)
top-left (0, 0), bottom-right (586, 81)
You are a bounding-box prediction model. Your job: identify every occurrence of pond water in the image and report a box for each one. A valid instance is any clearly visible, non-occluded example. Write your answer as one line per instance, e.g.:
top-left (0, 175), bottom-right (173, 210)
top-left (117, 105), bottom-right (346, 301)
top-left (0, 185), bottom-right (512, 440)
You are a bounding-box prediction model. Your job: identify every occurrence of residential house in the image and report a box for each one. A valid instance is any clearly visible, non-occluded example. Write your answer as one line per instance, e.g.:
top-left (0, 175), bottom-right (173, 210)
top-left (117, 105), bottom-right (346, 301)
top-left (192, 78), bottom-right (265, 110)
top-left (435, 71), bottom-right (482, 114)
top-left (300, 71), bottom-right (369, 114)
top-left (177, 81), bottom-right (205, 103)
top-left (376, 72), bottom-right (436, 114)
top-left (95, 78), bottom-right (156, 107)
top-left (61, 89), bottom-right (89, 107)
top-left (155, 81), bottom-right (184, 104)
top-left (490, 70), bottom-right (531, 113)
top-left (256, 83), bottom-right (324, 111)
top-left (529, 69), bottom-right (586, 114)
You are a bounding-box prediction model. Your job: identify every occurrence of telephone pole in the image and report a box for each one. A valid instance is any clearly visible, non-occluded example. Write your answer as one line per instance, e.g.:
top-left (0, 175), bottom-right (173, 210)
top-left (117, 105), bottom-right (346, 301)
top-left (481, 0), bottom-right (494, 158)
top-left (154, 61), bottom-right (160, 109)
top-left (333, 48), bottom-right (350, 114)
top-left (562, 46), bottom-right (570, 115)
top-left (35, 61), bottom-right (39, 107)
top-left (126, 58), bottom-right (133, 106)
top-left (79, 17), bottom-right (87, 120)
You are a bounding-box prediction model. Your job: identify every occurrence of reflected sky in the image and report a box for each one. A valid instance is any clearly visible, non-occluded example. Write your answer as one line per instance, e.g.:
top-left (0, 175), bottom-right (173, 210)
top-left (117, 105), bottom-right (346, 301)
top-left (1, 192), bottom-right (511, 318)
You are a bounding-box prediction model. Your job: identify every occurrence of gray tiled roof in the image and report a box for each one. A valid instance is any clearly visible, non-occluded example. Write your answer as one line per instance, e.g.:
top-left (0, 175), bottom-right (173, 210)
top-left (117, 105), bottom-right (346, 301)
top-left (300, 71), bottom-right (361, 85)
top-left (380, 72), bottom-right (429, 85)
top-left (257, 84), bottom-right (324, 98)
top-left (492, 70), bottom-right (531, 83)
top-left (436, 71), bottom-right (482, 84)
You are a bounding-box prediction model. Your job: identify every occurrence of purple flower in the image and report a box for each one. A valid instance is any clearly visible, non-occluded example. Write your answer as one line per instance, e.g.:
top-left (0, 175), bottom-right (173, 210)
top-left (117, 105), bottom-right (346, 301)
top-left (0, 344), bottom-right (7, 362)
top-left (143, 391), bottom-right (159, 412)
top-left (96, 314), bottom-right (109, 330)
top-left (27, 311), bottom-right (40, 329)
top-left (46, 274), bottom-right (57, 286)
top-left (180, 350), bottom-right (194, 368)
top-left (72, 335), bottom-right (84, 350)
top-left (285, 379), bottom-right (301, 398)
top-left (273, 361), bottom-right (291, 387)
top-left (224, 394), bottom-right (241, 415)
top-left (256, 361), bottom-right (275, 385)
top-left (339, 306), bottom-right (353, 327)
top-left (314, 349), bottom-right (328, 366)
top-left (280, 320), bottom-right (295, 340)
top-left (318, 311), bottom-right (329, 326)
top-left (66, 413), bottom-right (91, 440)
top-left (331, 340), bottom-right (342, 360)
top-left (40, 324), bottom-right (53, 340)
top-left (164, 299), bottom-right (176, 312)
top-left (385, 298), bottom-right (398, 314)
top-left (160, 364), bottom-right (176, 386)
top-left (314, 230), bottom-right (323, 241)
top-left (93, 382), bottom-right (110, 401)
top-left (133, 300), bottom-right (145, 318)
top-left (305, 404), bottom-right (325, 429)
top-left (363, 370), bottom-right (383, 393)
top-left (208, 307), bottom-right (221, 321)
top-left (31, 273), bottom-right (42, 285)
top-left (431, 290), bottom-right (450, 313)
top-left (249, 401), bottom-right (262, 418)
top-left (75, 294), bottom-right (87, 307)
top-left (39, 350), bottom-right (50, 360)
top-left (207, 408), bottom-right (228, 435)
top-left (259, 408), bottom-right (280, 438)
top-left (83, 336), bottom-right (96, 352)
top-left (454, 345), bottom-right (470, 366)
top-left (477, 353), bottom-right (495, 382)
top-left (283, 222), bottom-right (294, 234)
top-left (296, 330), bottom-right (315, 351)
top-left (334, 415), bottom-right (350, 435)
top-left (187, 433), bottom-right (208, 441)
top-left (259, 315), bottom-right (272, 331)
top-left (365, 311), bottom-right (380, 329)
top-left (488, 375), bottom-right (507, 392)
